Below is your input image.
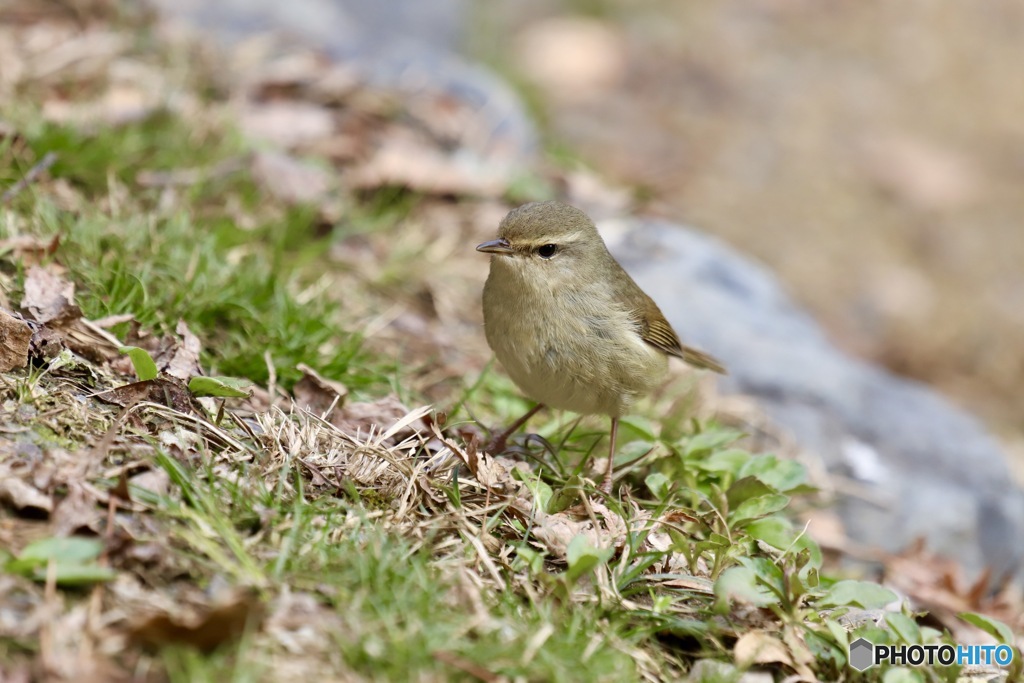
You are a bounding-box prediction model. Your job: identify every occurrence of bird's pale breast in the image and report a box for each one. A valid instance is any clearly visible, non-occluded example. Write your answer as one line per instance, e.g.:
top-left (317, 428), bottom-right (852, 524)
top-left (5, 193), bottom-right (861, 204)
top-left (482, 260), bottom-right (667, 417)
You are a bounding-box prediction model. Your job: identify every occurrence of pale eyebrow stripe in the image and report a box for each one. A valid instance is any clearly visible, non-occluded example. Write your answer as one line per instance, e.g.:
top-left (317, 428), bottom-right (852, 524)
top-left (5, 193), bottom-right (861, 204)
top-left (524, 230), bottom-right (586, 248)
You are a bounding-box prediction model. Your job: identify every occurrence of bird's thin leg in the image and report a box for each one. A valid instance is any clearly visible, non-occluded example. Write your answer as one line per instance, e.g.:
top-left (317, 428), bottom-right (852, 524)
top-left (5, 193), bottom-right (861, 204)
top-left (601, 417), bottom-right (619, 494)
top-left (484, 403), bottom-right (545, 454)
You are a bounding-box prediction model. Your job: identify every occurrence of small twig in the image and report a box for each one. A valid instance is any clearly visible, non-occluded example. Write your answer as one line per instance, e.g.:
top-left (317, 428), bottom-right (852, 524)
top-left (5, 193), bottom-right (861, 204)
top-left (2, 151), bottom-right (58, 204)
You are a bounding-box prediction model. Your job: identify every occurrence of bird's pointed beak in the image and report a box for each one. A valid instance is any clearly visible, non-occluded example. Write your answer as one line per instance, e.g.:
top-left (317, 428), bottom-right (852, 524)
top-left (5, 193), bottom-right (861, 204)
top-left (476, 238), bottom-right (514, 255)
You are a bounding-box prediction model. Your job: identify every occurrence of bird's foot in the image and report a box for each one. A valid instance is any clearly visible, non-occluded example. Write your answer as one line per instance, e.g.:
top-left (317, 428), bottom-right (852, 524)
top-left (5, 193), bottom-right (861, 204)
top-left (481, 404), bottom-right (545, 455)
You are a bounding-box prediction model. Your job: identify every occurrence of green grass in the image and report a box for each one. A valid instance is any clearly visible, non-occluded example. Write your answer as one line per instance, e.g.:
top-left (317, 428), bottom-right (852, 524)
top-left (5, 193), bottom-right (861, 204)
top-left (26, 113), bottom-right (235, 197)
top-left (146, 433), bottom-right (660, 681)
top-left (4, 114), bottom-right (390, 389)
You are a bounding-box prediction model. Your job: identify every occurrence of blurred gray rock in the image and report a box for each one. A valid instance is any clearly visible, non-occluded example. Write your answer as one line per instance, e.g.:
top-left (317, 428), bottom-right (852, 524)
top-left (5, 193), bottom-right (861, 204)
top-left (602, 217), bottom-right (1024, 585)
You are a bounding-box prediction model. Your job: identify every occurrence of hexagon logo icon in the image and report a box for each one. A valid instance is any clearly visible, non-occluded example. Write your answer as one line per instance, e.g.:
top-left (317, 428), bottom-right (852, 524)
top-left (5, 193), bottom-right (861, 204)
top-left (849, 638), bottom-right (875, 671)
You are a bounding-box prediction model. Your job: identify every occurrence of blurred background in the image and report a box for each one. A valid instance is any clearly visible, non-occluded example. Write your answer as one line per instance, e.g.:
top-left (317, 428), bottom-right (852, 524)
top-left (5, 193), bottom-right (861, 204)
top-left (468, 1), bottom-right (1024, 474)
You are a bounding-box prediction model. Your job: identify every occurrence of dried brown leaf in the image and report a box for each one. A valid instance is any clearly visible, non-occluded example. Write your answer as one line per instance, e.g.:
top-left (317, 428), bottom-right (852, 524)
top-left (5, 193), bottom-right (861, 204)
top-left (50, 481), bottom-right (103, 536)
top-left (531, 503), bottom-right (625, 560)
top-left (250, 150), bottom-right (333, 204)
top-left (100, 377), bottom-right (200, 415)
top-left (882, 540), bottom-right (1024, 637)
top-left (532, 513), bottom-right (595, 559)
top-left (164, 320), bottom-right (202, 381)
top-left (433, 425), bottom-right (518, 492)
top-left (28, 29), bottom-right (126, 83)
top-left (734, 630), bottom-right (792, 669)
top-left (108, 354), bottom-right (137, 378)
top-left (243, 50), bottom-right (331, 95)
top-left (239, 101), bottom-right (334, 148)
top-left (589, 500), bottom-right (629, 541)
top-left (292, 363), bottom-right (349, 416)
top-left (0, 234), bottom-right (60, 264)
top-left (308, 63), bottom-right (361, 102)
top-left (21, 265), bottom-right (81, 327)
top-left (0, 476), bottom-right (52, 516)
top-left (98, 380), bottom-right (153, 407)
top-left (472, 453), bottom-right (513, 491)
top-left (0, 308), bottom-right (31, 371)
top-left (128, 468), bottom-right (170, 499)
top-left (42, 84), bottom-right (157, 127)
top-left (129, 589), bottom-right (264, 653)
top-left (347, 126), bottom-right (509, 197)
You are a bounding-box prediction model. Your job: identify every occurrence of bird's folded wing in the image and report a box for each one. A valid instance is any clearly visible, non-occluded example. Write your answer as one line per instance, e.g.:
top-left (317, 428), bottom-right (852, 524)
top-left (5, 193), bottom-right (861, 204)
top-left (641, 316), bottom-right (727, 374)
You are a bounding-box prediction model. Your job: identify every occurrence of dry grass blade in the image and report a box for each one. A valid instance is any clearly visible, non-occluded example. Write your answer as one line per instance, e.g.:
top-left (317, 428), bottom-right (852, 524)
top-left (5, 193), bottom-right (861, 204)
top-left (256, 403), bottom-right (459, 506)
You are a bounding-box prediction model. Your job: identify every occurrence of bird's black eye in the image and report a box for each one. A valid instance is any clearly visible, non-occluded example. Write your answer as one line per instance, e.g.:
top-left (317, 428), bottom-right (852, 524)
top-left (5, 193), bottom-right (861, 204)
top-left (537, 244), bottom-right (558, 259)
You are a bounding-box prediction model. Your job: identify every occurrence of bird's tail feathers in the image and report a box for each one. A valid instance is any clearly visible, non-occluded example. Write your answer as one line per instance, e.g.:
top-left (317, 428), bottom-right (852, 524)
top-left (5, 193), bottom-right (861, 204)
top-left (680, 345), bottom-right (727, 374)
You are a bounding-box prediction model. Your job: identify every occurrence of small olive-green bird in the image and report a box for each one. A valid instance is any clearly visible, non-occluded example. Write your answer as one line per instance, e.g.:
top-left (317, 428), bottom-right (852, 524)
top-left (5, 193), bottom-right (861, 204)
top-left (477, 200), bottom-right (725, 492)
